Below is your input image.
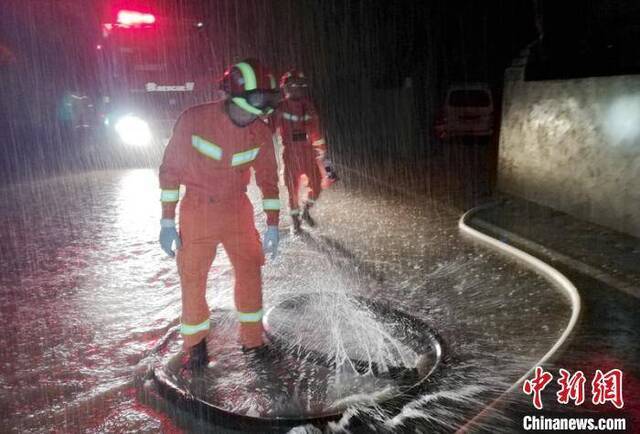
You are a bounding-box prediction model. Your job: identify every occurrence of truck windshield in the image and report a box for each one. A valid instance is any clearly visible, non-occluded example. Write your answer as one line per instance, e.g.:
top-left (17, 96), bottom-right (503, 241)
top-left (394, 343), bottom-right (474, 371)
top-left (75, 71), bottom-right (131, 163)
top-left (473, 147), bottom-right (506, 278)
top-left (100, 24), bottom-right (213, 84)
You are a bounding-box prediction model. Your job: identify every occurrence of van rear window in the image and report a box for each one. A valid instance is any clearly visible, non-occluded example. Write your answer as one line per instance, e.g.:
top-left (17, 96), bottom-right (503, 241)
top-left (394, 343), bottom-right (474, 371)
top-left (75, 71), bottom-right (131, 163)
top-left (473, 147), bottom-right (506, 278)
top-left (449, 90), bottom-right (491, 107)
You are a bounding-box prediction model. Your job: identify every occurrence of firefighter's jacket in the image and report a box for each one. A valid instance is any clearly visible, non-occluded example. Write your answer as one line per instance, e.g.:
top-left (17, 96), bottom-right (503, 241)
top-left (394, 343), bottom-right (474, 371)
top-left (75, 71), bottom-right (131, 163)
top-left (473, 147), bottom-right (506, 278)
top-left (159, 101), bottom-right (280, 225)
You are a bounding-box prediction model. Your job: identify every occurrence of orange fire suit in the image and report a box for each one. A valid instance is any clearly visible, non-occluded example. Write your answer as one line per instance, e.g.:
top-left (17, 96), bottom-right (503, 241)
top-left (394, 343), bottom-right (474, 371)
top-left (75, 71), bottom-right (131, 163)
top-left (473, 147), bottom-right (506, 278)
top-left (159, 101), bottom-right (280, 349)
top-left (275, 97), bottom-right (328, 216)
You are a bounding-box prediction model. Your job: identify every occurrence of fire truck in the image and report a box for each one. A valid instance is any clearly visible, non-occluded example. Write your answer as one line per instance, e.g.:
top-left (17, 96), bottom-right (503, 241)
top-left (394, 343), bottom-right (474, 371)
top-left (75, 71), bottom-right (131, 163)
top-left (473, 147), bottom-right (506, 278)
top-left (94, 1), bottom-right (217, 165)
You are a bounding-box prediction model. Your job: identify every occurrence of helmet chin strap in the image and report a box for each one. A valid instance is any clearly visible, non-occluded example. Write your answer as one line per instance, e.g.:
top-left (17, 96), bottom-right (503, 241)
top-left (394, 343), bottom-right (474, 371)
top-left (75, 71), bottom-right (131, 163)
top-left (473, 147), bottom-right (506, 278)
top-left (226, 98), bottom-right (265, 127)
top-left (232, 97), bottom-right (265, 116)
top-left (225, 100), bottom-right (254, 127)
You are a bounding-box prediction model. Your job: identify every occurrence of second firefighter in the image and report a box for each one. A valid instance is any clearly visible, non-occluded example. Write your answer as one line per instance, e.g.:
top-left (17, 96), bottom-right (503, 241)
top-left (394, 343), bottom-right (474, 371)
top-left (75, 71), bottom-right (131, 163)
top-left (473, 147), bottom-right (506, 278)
top-left (275, 70), bottom-right (337, 233)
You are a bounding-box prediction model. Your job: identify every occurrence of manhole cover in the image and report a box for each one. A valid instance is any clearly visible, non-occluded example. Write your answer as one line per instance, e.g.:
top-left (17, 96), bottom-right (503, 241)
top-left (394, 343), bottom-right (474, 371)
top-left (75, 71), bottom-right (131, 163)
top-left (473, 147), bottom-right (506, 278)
top-left (148, 292), bottom-right (443, 429)
top-left (264, 292), bottom-right (442, 384)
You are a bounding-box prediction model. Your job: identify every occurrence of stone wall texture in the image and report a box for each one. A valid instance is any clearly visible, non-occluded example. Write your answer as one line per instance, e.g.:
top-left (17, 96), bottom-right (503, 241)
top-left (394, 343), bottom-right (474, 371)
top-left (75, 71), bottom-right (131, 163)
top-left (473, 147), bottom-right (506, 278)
top-left (498, 66), bottom-right (640, 238)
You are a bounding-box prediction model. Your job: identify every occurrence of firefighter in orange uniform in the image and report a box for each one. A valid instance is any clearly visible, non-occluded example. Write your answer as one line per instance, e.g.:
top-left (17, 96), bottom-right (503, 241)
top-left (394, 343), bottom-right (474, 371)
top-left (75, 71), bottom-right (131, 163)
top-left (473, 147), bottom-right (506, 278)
top-left (158, 59), bottom-right (281, 370)
top-left (276, 70), bottom-right (337, 233)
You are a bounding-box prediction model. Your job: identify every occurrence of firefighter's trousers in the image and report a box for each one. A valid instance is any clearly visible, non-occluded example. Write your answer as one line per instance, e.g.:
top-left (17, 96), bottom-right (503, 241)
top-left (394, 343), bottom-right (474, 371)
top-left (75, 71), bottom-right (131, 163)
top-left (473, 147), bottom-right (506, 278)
top-left (283, 146), bottom-right (322, 213)
top-left (177, 191), bottom-right (265, 349)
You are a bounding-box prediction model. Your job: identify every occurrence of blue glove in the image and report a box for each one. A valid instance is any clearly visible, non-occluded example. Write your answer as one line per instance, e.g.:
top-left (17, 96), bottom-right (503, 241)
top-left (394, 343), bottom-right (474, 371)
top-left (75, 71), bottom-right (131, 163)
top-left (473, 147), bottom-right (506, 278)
top-left (262, 225), bottom-right (279, 259)
top-left (159, 219), bottom-right (181, 257)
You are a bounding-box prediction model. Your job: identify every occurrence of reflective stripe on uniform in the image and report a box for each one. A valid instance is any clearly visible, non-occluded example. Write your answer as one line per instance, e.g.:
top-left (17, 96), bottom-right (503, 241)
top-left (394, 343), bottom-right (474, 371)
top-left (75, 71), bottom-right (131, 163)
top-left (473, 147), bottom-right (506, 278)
top-left (181, 318), bottom-right (210, 335)
top-left (282, 112), bottom-right (313, 122)
top-left (235, 62), bottom-right (257, 91)
top-left (160, 189), bottom-right (180, 202)
top-left (231, 147), bottom-right (260, 166)
top-left (237, 309), bottom-right (263, 323)
top-left (192, 135), bottom-right (223, 160)
top-left (312, 138), bottom-right (326, 147)
top-left (232, 97), bottom-right (264, 116)
top-left (290, 208), bottom-right (300, 216)
top-left (263, 198), bottom-right (281, 211)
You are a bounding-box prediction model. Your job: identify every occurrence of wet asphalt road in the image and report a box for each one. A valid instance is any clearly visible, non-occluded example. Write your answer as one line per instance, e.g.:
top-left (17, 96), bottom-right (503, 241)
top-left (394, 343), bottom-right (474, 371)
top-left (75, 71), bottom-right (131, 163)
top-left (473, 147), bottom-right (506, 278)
top-left (465, 212), bottom-right (640, 431)
top-left (0, 155), bottom-right (577, 432)
top-left (13, 130), bottom-right (634, 432)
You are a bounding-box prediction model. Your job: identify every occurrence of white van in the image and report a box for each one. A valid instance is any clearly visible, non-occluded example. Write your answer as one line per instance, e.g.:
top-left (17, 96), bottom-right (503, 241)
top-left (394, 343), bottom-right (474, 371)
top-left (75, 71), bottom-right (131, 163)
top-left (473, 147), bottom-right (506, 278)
top-left (435, 84), bottom-right (494, 138)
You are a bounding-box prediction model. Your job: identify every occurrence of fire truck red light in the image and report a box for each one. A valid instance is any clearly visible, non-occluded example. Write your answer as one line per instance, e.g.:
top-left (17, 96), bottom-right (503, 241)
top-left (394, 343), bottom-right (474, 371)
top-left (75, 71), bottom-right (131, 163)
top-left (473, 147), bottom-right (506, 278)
top-left (116, 10), bottom-right (156, 27)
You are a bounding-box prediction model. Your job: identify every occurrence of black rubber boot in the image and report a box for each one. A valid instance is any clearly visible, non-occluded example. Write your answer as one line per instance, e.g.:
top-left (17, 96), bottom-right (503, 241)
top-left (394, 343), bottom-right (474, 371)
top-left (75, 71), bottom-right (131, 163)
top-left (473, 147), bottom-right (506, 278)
top-left (241, 344), bottom-right (283, 391)
top-left (301, 204), bottom-right (316, 227)
top-left (184, 338), bottom-right (209, 371)
top-left (291, 214), bottom-right (302, 234)
top-left (242, 343), bottom-right (277, 363)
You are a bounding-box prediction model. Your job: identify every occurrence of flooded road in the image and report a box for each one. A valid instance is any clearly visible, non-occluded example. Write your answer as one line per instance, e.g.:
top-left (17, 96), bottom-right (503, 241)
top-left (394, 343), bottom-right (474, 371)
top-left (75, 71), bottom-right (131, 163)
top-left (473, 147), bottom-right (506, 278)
top-left (0, 170), bottom-right (183, 432)
top-left (0, 168), bottom-right (573, 432)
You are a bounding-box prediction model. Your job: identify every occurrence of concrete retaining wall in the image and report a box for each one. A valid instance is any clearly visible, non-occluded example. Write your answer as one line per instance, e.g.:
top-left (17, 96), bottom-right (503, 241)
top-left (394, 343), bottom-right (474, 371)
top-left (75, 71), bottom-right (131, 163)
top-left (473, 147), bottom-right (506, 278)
top-left (498, 60), bottom-right (640, 238)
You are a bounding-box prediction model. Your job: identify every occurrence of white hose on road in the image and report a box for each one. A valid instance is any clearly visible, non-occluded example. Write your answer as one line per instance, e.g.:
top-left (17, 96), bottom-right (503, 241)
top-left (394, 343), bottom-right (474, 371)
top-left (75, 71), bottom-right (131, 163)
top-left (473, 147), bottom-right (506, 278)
top-left (456, 204), bottom-right (581, 432)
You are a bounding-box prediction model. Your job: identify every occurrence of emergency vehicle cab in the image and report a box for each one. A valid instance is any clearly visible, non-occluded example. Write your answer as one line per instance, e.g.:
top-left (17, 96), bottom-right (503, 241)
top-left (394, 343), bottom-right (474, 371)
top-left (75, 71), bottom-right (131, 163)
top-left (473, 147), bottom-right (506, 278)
top-left (96, 1), bottom-right (215, 164)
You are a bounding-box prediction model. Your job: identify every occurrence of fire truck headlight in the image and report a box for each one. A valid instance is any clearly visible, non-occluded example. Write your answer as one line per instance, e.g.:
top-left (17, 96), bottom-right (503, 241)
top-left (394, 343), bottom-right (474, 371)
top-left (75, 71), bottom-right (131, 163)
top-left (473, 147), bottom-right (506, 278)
top-left (115, 115), bottom-right (152, 147)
